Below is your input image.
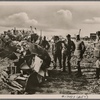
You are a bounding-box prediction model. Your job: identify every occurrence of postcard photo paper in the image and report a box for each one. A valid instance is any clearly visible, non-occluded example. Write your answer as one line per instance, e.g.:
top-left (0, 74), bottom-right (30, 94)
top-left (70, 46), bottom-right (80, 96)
top-left (0, 1), bottom-right (99, 99)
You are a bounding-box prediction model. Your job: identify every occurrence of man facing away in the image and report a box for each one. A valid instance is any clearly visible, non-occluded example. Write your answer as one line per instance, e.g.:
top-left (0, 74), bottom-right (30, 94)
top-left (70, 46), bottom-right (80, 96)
top-left (74, 34), bottom-right (86, 77)
top-left (62, 34), bottom-right (75, 74)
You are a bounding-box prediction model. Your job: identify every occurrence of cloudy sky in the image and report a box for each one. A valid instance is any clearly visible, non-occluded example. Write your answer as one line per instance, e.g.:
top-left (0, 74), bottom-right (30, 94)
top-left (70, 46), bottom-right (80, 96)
top-left (0, 1), bottom-right (100, 38)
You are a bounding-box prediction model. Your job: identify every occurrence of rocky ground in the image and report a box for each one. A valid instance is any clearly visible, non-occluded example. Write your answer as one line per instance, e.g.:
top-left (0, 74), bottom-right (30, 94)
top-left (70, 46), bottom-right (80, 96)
top-left (0, 41), bottom-right (100, 94)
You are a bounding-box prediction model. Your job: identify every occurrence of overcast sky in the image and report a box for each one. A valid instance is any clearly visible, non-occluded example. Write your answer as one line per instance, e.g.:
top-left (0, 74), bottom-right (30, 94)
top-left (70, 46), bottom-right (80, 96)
top-left (0, 1), bottom-right (100, 38)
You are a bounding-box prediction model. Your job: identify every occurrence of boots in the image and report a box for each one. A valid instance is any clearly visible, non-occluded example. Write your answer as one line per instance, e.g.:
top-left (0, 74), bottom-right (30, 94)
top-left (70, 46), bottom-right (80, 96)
top-left (67, 61), bottom-right (71, 74)
top-left (76, 61), bottom-right (82, 77)
top-left (95, 68), bottom-right (100, 79)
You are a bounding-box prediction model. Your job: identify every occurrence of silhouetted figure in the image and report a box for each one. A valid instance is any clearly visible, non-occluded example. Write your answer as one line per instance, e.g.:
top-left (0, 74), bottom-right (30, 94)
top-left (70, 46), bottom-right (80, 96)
top-left (62, 34), bottom-right (75, 74)
top-left (52, 36), bottom-right (62, 69)
top-left (41, 36), bottom-right (50, 50)
top-left (31, 33), bottom-right (39, 43)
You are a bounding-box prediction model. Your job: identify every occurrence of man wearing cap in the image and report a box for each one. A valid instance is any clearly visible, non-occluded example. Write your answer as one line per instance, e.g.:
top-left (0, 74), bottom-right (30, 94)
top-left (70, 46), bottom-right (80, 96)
top-left (74, 34), bottom-right (86, 77)
top-left (62, 34), bottom-right (75, 73)
top-left (52, 36), bottom-right (62, 69)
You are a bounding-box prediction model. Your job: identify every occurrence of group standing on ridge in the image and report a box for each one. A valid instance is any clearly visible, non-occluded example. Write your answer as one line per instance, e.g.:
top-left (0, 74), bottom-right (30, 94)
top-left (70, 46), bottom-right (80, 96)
top-left (51, 33), bottom-right (86, 77)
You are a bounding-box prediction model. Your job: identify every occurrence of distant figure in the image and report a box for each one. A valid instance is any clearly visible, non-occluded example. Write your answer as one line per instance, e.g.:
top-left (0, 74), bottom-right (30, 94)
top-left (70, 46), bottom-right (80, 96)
top-left (31, 33), bottom-right (39, 43)
top-left (3, 34), bottom-right (11, 47)
top-left (41, 36), bottom-right (50, 50)
top-left (62, 34), bottom-right (75, 73)
top-left (74, 34), bottom-right (86, 77)
top-left (94, 31), bottom-right (100, 79)
top-left (7, 30), bottom-right (15, 41)
top-left (52, 36), bottom-right (62, 69)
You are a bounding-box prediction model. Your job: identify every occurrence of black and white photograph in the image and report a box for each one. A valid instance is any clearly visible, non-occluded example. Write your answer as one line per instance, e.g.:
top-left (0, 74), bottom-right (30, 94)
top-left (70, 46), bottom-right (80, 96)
top-left (0, 1), bottom-right (100, 99)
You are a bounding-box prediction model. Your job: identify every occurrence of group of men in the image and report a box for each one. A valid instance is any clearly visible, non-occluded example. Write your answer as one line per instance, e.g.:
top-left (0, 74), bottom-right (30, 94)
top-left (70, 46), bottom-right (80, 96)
top-left (41, 34), bottom-right (86, 77)
top-left (0, 28), bottom-right (86, 78)
top-left (0, 30), bottom-right (52, 94)
top-left (52, 34), bottom-right (86, 77)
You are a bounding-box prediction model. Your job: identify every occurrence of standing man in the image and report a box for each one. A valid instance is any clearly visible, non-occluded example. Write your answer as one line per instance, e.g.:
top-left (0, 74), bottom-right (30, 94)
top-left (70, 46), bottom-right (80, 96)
top-left (41, 36), bottom-right (50, 50)
top-left (52, 36), bottom-right (62, 69)
top-left (94, 31), bottom-right (100, 79)
top-left (74, 34), bottom-right (86, 77)
top-left (62, 34), bottom-right (75, 74)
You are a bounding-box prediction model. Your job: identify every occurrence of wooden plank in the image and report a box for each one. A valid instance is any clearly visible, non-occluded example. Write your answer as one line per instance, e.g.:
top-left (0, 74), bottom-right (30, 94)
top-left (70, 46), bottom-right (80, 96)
top-left (3, 82), bottom-right (23, 92)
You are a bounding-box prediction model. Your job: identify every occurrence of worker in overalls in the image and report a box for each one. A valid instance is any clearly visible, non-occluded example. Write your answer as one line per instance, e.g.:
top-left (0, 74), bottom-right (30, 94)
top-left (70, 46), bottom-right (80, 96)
top-left (74, 34), bottom-right (86, 77)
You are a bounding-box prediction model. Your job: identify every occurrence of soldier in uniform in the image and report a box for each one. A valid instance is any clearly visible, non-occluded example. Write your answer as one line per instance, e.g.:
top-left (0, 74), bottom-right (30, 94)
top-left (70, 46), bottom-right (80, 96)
top-left (52, 36), bottom-right (62, 69)
top-left (74, 34), bottom-right (86, 77)
top-left (62, 34), bottom-right (75, 73)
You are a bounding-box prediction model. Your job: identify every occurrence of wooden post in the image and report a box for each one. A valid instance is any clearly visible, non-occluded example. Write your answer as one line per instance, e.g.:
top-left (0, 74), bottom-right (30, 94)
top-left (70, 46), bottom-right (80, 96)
top-left (79, 29), bottom-right (81, 36)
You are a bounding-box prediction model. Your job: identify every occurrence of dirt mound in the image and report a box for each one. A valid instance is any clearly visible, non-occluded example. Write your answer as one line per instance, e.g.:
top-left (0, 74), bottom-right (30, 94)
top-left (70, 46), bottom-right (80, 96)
top-left (0, 42), bottom-right (99, 94)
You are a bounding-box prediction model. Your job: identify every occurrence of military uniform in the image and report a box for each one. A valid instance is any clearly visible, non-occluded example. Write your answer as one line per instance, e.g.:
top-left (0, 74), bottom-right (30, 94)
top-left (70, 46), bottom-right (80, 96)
top-left (62, 39), bottom-right (75, 73)
top-left (52, 40), bottom-right (62, 69)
